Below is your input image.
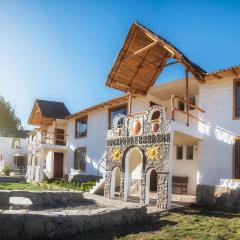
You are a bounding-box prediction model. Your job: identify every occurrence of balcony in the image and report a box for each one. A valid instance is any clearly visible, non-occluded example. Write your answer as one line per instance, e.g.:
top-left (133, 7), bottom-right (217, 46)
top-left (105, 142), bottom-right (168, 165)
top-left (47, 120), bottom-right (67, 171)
top-left (29, 129), bottom-right (67, 151)
top-left (107, 105), bottom-right (171, 140)
top-left (170, 95), bottom-right (205, 126)
top-left (41, 131), bottom-right (67, 145)
top-left (107, 99), bottom-right (205, 143)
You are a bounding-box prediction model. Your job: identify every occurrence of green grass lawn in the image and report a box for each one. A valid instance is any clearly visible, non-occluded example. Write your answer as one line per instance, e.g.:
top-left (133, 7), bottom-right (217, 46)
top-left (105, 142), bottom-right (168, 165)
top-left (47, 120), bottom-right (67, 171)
top-left (81, 206), bottom-right (240, 240)
top-left (0, 180), bottom-right (96, 191)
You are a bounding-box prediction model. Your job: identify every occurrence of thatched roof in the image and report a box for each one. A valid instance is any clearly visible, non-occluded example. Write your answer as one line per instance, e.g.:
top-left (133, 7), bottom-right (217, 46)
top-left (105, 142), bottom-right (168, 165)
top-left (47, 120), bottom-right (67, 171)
top-left (28, 99), bottom-right (70, 126)
top-left (106, 22), bottom-right (206, 94)
top-left (66, 95), bottom-right (130, 119)
top-left (205, 65), bottom-right (240, 80)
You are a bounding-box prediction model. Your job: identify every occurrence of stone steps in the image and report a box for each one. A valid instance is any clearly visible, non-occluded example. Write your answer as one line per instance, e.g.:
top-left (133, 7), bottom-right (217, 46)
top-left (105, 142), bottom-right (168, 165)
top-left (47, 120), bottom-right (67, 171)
top-left (90, 178), bottom-right (105, 194)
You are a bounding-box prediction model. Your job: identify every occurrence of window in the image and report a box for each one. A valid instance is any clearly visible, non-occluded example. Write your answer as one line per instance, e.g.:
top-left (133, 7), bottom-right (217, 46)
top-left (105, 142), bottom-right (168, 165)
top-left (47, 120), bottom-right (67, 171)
top-left (75, 117), bottom-right (88, 138)
top-left (74, 147), bottom-right (86, 171)
top-left (186, 146), bottom-right (194, 160)
top-left (12, 139), bottom-right (20, 149)
top-left (178, 101), bottom-right (185, 112)
top-left (14, 156), bottom-right (27, 167)
top-left (108, 104), bottom-right (127, 129)
top-left (233, 139), bottom-right (240, 178)
top-left (234, 79), bottom-right (240, 119)
top-left (176, 146), bottom-right (183, 160)
top-left (150, 101), bottom-right (159, 107)
top-left (189, 96), bottom-right (196, 110)
top-left (151, 111), bottom-right (160, 121)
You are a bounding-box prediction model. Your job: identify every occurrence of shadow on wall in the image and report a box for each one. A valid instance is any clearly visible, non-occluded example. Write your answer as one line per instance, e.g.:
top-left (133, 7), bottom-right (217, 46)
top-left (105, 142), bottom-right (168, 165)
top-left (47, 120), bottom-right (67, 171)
top-left (198, 122), bottom-right (235, 145)
top-left (197, 122), bottom-right (236, 185)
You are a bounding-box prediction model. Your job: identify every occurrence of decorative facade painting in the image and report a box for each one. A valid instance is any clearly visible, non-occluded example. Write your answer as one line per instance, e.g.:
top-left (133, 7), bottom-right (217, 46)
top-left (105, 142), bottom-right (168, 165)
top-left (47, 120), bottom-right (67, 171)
top-left (104, 105), bottom-right (171, 209)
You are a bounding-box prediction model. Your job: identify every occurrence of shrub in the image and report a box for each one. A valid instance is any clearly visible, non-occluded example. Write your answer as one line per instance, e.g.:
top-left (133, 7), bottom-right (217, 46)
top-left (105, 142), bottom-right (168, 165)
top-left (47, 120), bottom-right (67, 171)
top-left (3, 165), bottom-right (11, 176)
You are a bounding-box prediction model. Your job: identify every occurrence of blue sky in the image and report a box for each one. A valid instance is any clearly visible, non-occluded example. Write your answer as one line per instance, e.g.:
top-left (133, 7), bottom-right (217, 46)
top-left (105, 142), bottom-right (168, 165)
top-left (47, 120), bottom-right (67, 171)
top-left (0, 0), bottom-right (240, 129)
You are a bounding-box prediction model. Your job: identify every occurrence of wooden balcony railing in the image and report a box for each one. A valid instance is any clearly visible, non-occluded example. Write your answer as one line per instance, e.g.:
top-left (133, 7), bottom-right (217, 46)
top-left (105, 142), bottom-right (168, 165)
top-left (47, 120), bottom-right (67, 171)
top-left (41, 131), bottom-right (67, 146)
top-left (171, 95), bottom-right (205, 126)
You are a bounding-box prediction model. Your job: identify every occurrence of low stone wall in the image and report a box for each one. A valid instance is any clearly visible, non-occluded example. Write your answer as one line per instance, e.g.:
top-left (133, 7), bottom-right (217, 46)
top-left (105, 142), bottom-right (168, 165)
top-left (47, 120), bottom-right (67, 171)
top-left (196, 184), bottom-right (240, 209)
top-left (69, 174), bottom-right (101, 183)
top-left (0, 202), bottom-right (146, 239)
top-left (0, 190), bottom-right (84, 209)
top-left (0, 176), bottom-right (26, 183)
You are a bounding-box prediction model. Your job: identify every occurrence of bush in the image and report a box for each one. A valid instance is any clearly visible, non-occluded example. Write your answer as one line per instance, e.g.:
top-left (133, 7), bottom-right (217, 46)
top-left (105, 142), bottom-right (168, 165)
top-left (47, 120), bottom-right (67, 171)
top-left (3, 165), bottom-right (11, 176)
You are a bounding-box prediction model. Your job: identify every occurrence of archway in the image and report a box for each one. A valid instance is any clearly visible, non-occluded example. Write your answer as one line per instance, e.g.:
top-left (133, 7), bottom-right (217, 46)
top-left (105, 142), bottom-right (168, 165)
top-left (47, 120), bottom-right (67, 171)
top-left (145, 168), bottom-right (158, 205)
top-left (123, 147), bottom-right (143, 202)
top-left (110, 167), bottom-right (121, 198)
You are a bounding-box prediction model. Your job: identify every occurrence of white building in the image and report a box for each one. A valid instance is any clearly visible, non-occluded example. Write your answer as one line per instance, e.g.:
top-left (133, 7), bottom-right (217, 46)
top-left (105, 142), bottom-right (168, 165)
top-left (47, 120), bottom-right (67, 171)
top-left (27, 22), bottom-right (240, 209)
top-left (0, 129), bottom-right (29, 174)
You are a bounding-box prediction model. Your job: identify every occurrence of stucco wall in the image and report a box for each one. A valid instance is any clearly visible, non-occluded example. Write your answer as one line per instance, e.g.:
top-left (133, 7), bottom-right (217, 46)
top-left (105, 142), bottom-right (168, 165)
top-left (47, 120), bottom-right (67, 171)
top-left (66, 95), bottom-right (161, 176)
top-left (198, 77), bottom-right (239, 186)
top-left (0, 137), bottom-right (28, 166)
top-left (67, 107), bottom-right (109, 176)
top-left (173, 145), bottom-right (198, 195)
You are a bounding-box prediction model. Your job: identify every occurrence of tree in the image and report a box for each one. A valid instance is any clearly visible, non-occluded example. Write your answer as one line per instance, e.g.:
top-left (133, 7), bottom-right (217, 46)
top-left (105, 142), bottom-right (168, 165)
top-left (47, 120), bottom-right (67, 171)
top-left (0, 95), bottom-right (22, 130)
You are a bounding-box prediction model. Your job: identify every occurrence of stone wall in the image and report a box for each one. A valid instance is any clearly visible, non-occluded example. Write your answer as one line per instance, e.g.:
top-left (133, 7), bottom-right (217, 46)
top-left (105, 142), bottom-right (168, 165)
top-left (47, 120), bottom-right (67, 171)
top-left (0, 205), bottom-right (146, 239)
top-left (68, 174), bottom-right (101, 183)
top-left (196, 185), bottom-right (240, 209)
top-left (0, 190), bottom-right (84, 209)
top-left (0, 176), bottom-right (26, 183)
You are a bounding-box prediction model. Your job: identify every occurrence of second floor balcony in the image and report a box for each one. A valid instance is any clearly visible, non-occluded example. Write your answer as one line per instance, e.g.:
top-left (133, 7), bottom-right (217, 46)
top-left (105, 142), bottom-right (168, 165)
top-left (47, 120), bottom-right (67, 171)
top-left (107, 96), bottom-right (205, 141)
top-left (29, 129), bottom-right (67, 151)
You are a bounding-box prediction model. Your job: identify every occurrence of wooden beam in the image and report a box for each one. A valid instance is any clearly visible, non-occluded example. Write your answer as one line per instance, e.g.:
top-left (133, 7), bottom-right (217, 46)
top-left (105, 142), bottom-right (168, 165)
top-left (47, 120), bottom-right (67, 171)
top-left (128, 92), bottom-right (132, 114)
top-left (122, 41), bottom-right (159, 62)
top-left (164, 60), bottom-right (179, 67)
top-left (213, 73), bottom-right (222, 79)
top-left (128, 46), bottom-right (152, 88)
top-left (148, 52), bottom-right (170, 88)
top-left (140, 56), bottom-right (164, 69)
top-left (232, 68), bottom-right (238, 77)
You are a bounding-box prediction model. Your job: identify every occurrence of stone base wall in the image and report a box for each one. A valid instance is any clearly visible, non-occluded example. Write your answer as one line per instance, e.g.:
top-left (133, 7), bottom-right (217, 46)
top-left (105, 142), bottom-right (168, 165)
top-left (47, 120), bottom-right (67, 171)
top-left (0, 176), bottom-right (26, 183)
top-left (0, 190), bottom-right (84, 209)
top-left (196, 185), bottom-right (240, 209)
top-left (0, 205), bottom-right (146, 239)
top-left (68, 174), bottom-right (101, 183)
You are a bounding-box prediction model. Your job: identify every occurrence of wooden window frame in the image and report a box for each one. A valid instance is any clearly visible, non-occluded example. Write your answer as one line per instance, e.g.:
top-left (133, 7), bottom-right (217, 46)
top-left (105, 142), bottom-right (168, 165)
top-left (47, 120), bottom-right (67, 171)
top-left (108, 104), bottom-right (128, 129)
top-left (189, 96), bottom-right (196, 110)
top-left (75, 116), bottom-right (88, 138)
top-left (186, 145), bottom-right (194, 160)
top-left (178, 100), bottom-right (185, 112)
top-left (176, 145), bottom-right (183, 160)
top-left (233, 137), bottom-right (240, 179)
top-left (233, 78), bottom-right (240, 120)
top-left (12, 138), bottom-right (21, 149)
top-left (150, 101), bottom-right (159, 107)
top-left (74, 147), bottom-right (87, 172)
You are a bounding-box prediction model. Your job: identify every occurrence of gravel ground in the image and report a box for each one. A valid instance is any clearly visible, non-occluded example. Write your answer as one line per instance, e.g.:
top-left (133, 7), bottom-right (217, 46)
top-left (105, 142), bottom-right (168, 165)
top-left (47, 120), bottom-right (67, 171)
top-left (34, 199), bottom-right (105, 212)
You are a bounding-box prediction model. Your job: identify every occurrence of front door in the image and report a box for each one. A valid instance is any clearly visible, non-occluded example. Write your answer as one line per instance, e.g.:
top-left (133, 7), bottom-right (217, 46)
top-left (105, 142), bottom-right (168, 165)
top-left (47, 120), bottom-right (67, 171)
top-left (53, 152), bottom-right (64, 178)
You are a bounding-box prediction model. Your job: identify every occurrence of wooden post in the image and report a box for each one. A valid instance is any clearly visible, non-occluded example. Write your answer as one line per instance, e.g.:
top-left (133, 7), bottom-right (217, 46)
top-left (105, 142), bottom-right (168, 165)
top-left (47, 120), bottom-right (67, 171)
top-left (171, 95), bottom-right (175, 121)
top-left (128, 92), bottom-right (132, 115)
top-left (185, 69), bottom-right (189, 126)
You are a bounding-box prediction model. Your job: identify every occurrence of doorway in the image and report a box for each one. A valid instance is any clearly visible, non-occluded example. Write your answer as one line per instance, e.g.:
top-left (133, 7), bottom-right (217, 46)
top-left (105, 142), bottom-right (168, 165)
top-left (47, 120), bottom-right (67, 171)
top-left (124, 148), bottom-right (143, 202)
top-left (53, 152), bottom-right (64, 178)
top-left (145, 168), bottom-right (158, 205)
top-left (111, 167), bottom-right (121, 198)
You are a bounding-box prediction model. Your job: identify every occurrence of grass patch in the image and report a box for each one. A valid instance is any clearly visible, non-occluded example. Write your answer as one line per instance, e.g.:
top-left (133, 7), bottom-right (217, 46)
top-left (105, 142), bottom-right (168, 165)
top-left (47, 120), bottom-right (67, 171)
top-left (81, 205), bottom-right (240, 240)
top-left (0, 179), bottom-right (96, 191)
